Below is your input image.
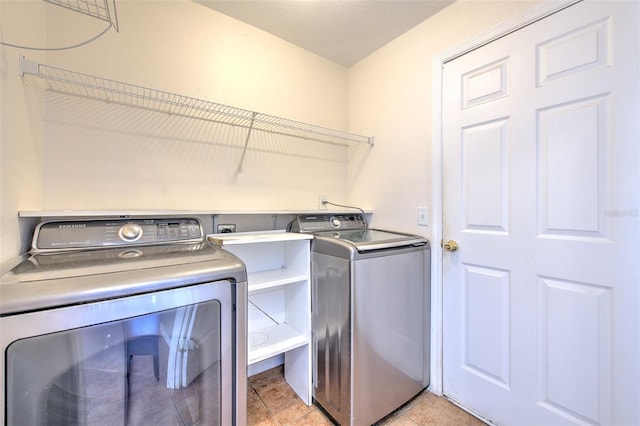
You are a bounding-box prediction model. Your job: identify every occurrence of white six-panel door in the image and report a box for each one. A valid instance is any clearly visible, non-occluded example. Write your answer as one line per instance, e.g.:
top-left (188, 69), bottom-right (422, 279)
top-left (442, 1), bottom-right (639, 424)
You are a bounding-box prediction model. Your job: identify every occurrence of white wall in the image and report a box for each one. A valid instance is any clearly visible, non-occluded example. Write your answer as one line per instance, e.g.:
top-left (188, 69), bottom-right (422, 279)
top-left (0, 0), bottom-right (349, 262)
top-left (348, 0), bottom-right (540, 242)
top-left (1, 0), bottom-right (544, 265)
top-left (0, 0), bottom-right (47, 264)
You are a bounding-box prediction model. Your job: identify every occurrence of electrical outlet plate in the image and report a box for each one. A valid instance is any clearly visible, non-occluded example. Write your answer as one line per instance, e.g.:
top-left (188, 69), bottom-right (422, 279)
top-left (418, 207), bottom-right (429, 226)
top-left (217, 224), bottom-right (236, 233)
top-left (319, 194), bottom-right (327, 209)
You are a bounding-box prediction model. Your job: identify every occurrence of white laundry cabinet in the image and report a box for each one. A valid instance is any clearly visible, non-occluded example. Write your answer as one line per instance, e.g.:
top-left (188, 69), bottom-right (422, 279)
top-left (208, 231), bottom-right (312, 405)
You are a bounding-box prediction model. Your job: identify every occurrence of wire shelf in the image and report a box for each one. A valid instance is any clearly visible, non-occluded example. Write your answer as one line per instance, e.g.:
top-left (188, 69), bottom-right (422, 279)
top-left (19, 57), bottom-right (373, 152)
top-left (42, 0), bottom-right (118, 30)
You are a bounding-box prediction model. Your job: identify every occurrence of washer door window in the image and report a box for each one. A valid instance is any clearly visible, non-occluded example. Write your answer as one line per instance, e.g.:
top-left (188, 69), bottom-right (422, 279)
top-left (6, 300), bottom-right (223, 425)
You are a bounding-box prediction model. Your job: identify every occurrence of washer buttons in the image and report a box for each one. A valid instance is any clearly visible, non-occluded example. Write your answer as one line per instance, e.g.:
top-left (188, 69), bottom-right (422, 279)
top-left (330, 217), bottom-right (341, 228)
top-left (119, 224), bottom-right (143, 242)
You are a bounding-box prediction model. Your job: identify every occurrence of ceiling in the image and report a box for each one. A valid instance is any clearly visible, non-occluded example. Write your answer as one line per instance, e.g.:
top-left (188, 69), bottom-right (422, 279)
top-left (194, 0), bottom-right (454, 67)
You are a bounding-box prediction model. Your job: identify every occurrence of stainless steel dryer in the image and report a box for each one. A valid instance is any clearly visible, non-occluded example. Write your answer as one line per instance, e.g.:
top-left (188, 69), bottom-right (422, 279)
top-left (289, 214), bottom-right (430, 426)
top-left (0, 217), bottom-right (247, 426)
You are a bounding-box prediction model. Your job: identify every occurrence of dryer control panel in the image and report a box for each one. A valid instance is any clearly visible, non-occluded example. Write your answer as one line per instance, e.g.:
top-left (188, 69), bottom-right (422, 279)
top-left (289, 214), bottom-right (366, 233)
top-left (33, 217), bottom-right (204, 252)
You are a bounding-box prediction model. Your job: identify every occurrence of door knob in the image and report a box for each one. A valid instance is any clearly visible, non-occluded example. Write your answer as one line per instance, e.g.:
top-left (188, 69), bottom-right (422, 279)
top-left (443, 240), bottom-right (459, 252)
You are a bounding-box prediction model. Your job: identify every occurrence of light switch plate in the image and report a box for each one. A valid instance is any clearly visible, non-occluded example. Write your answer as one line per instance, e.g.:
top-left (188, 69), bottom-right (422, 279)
top-left (418, 207), bottom-right (429, 226)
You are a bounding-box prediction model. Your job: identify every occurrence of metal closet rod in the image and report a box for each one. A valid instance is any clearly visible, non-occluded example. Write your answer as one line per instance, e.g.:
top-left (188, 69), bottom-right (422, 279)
top-left (18, 57), bottom-right (374, 157)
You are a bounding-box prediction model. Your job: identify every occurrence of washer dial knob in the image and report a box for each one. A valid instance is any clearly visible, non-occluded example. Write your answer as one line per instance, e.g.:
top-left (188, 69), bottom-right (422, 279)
top-left (330, 216), bottom-right (341, 228)
top-left (118, 223), bottom-right (143, 242)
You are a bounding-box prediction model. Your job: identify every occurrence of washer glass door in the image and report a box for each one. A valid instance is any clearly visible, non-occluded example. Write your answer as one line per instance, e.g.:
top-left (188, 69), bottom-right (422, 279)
top-left (3, 282), bottom-right (235, 426)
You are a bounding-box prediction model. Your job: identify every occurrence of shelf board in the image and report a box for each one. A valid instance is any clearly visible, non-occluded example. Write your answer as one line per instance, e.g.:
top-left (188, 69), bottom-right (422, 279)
top-left (248, 268), bottom-right (308, 294)
top-left (248, 323), bottom-right (308, 365)
top-left (208, 230), bottom-right (312, 246)
top-left (247, 300), bottom-right (308, 365)
top-left (19, 209), bottom-right (374, 218)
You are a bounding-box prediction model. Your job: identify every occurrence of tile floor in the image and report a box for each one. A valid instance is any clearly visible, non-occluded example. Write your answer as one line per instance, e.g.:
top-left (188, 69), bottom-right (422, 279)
top-left (248, 366), bottom-right (487, 426)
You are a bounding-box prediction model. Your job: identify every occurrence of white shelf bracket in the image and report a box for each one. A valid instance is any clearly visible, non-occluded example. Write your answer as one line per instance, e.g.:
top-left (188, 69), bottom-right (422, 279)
top-left (237, 112), bottom-right (257, 173)
top-left (19, 56), bottom-right (39, 77)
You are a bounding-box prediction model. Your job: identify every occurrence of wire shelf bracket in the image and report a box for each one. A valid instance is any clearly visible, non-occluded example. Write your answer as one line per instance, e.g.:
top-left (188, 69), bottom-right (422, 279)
top-left (237, 112), bottom-right (257, 173)
top-left (19, 56), bottom-right (374, 172)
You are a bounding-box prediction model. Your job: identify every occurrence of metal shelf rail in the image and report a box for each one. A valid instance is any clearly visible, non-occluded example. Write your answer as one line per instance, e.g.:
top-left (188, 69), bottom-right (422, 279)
top-left (19, 57), bottom-right (373, 172)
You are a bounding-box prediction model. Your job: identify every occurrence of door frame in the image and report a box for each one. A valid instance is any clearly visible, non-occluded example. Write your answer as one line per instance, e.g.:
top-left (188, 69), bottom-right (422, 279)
top-left (429, 0), bottom-right (581, 396)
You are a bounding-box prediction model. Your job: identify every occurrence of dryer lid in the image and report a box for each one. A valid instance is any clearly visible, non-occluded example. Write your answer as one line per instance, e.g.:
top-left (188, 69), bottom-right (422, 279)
top-left (312, 228), bottom-right (428, 252)
top-left (6, 242), bottom-right (225, 283)
top-left (0, 243), bottom-right (246, 316)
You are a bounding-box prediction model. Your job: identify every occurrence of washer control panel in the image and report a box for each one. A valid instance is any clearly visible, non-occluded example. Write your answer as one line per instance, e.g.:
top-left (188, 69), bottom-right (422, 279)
top-left (290, 214), bottom-right (366, 233)
top-left (33, 217), bottom-right (204, 252)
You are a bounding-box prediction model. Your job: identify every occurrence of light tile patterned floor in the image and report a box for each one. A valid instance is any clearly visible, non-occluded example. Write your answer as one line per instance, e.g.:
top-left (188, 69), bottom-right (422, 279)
top-left (248, 366), bottom-right (487, 426)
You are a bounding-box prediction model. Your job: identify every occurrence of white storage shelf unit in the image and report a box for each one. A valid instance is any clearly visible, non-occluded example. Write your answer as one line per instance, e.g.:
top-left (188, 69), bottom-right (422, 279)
top-left (208, 231), bottom-right (312, 405)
